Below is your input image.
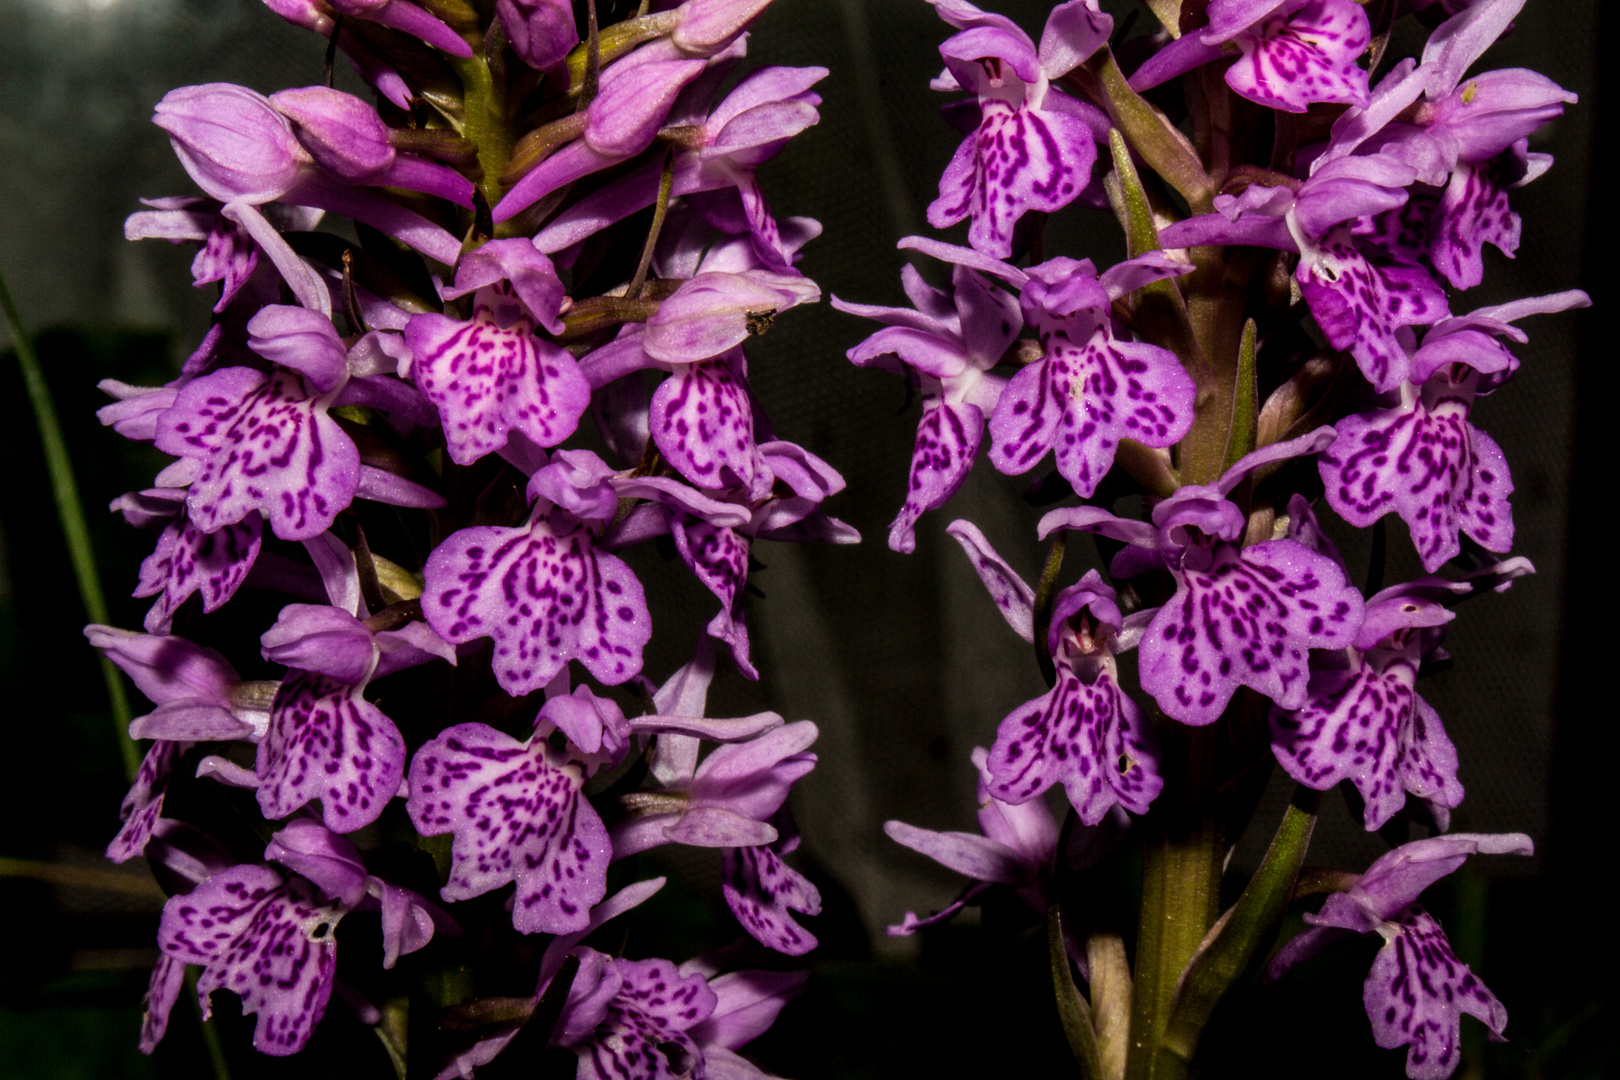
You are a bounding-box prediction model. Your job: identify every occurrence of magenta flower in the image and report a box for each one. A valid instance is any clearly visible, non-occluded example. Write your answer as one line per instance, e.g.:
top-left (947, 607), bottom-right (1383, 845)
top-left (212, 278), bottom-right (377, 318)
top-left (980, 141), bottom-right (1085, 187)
top-left (1269, 833), bottom-right (1533, 1080)
top-left (925, 0), bottom-right (1111, 257)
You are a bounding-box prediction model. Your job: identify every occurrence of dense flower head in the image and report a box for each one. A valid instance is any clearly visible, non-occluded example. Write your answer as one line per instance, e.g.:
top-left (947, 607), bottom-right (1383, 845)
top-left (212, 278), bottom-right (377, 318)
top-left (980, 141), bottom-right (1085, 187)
top-left (101, 0), bottom-right (832, 1067)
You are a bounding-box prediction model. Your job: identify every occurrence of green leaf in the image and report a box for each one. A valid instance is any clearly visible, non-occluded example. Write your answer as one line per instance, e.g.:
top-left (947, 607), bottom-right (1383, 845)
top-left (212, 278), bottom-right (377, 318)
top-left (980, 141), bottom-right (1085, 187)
top-left (1221, 318), bottom-right (1258, 473)
top-left (1049, 903), bottom-right (1102, 1079)
top-left (1085, 51), bottom-right (1214, 212)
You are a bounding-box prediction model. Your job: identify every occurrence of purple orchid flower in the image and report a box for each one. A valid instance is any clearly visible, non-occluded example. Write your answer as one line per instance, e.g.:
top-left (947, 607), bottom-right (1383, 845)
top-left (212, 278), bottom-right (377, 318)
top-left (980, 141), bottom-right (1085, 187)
top-left (609, 643), bottom-right (820, 952)
top-left (114, 486), bottom-right (262, 635)
top-left (403, 240), bottom-right (591, 466)
top-left (253, 594), bottom-right (454, 833)
top-left (553, 950), bottom-right (720, 1080)
top-left (86, 626), bottom-right (273, 861)
top-left (1131, 0), bottom-right (1372, 113)
top-left (1042, 429), bottom-right (1366, 725)
top-left (260, 0), bottom-right (416, 108)
top-left (125, 197), bottom-right (323, 315)
top-left (1269, 833), bottom-right (1533, 1079)
top-left (606, 442), bottom-right (854, 676)
top-left (1319, 290), bottom-right (1587, 572)
top-left (405, 708), bottom-right (613, 935)
top-left (1164, 159), bottom-right (1450, 394)
top-left (831, 238), bottom-right (1018, 552)
top-left (154, 819), bottom-right (450, 1057)
top-left (1267, 497), bottom-right (1532, 828)
top-left (987, 250), bottom-right (1197, 496)
top-left (925, 0), bottom-right (1113, 257)
top-left (421, 450), bottom-right (653, 694)
top-left (154, 363), bottom-right (360, 543)
top-left (950, 521), bottom-right (1164, 824)
top-left (885, 745), bottom-right (1063, 933)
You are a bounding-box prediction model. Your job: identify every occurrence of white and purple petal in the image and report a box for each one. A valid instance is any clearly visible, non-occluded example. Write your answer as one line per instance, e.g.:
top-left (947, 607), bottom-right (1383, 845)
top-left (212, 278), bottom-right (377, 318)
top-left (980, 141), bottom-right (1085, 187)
top-left (1140, 539), bottom-right (1364, 725)
top-left (650, 348), bottom-right (770, 497)
top-left (1364, 907), bottom-right (1506, 1080)
top-left (255, 671), bottom-right (407, 832)
top-left (155, 366), bottom-right (360, 541)
top-left (421, 516), bottom-right (652, 693)
top-left (405, 723), bottom-right (610, 934)
top-left (891, 397), bottom-right (984, 554)
top-left (135, 512), bottom-right (262, 634)
top-left (721, 843), bottom-right (822, 956)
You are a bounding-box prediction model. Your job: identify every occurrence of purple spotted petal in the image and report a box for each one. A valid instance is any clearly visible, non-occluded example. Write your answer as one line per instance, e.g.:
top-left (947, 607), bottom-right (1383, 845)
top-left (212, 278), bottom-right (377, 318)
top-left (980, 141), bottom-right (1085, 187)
top-left (986, 657), bottom-right (1162, 824)
top-left (1223, 0), bottom-right (1371, 113)
top-left (255, 671), bottom-right (407, 832)
top-left (928, 99), bottom-right (1097, 259)
top-left (1364, 907), bottom-right (1506, 1080)
top-left (1319, 386), bottom-right (1514, 573)
top-left (1354, 192), bottom-right (1439, 266)
top-left (155, 367), bottom-right (360, 541)
top-left (108, 740), bottom-right (180, 863)
top-left (671, 515), bottom-right (755, 679)
top-left (139, 954), bottom-right (186, 1054)
top-left (135, 512), bottom-right (262, 633)
top-left (193, 214), bottom-right (260, 313)
top-left (575, 961), bottom-right (716, 1080)
top-left (1297, 229), bottom-right (1450, 393)
top-left (721, 844), bottom-right (822, 956)
top-left (405, 722), bottom-right (610, 934)
top-left (650, 349), bottom-right (770, 497)
top-left (1271, 656), bottom-right (1463, 830)
top-left (1140, 538), bottom-right (1365, 725)
top-left (421, 516), bottom-right (652, 693)
top-left (988, 327), bottom-right (1194, 497)
top-left (158, 865), bottom-right (339, 1056)
top-left (1430, 159), bottom-right (1521, 290)
top-left (406, 295), bottom-right (591, 466)
top-left (945, 518), bottom-right (1035, 641)
top-left (891, 397), bottom-right (984, 554)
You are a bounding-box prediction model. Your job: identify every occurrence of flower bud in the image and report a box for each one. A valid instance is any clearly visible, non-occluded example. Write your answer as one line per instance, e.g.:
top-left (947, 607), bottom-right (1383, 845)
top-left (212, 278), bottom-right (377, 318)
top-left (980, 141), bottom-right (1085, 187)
top-left (154, 84), bottom-right (305, 203)
top-left (270, 86), bottom-right (396, 182)
top-left (672, 0), bottom-right (774, 56)
top-left (497, 0), bottom-right (580, 71)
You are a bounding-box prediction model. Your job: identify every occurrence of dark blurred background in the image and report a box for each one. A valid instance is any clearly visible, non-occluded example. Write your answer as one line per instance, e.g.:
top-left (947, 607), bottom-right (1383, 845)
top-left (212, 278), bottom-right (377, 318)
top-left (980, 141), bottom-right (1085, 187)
top-left (0, 0), bottom-right (1610, 1076)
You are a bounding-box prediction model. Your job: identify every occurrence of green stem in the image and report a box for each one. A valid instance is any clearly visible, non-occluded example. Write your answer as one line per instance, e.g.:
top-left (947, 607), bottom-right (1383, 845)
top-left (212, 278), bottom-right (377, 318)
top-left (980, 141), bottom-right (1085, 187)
top-left (1157, 789), bottom-right (1320, 1072)
top-left (1032, 532), bottom-right (1067, 687)
top-left (1, 269), bottom-right (138, 781)
top-left (1125, 724), bottom-right (1221, 1080)
top-left (452, 54), bottom-right (514, 213)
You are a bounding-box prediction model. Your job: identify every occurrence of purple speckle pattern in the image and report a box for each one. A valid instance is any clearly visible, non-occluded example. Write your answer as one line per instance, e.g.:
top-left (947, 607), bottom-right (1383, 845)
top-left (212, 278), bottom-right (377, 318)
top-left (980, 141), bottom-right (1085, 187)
top-left (1364, 906), bottom-right (1507, 1080)
top-left (891, 397), bottom-right (983, 554)
top-left (988, 327), bottom-right (1194, 497)
top-left (721, 843), bottom-right (822, 956)
top-left (193, 214), bottom-right (260, 312)
top-left (1354, 192), bottom-right (1439, 266)
top-left (1140, 539), bottom-right (1364, 725)
top-left (423, 516), bottom-right (651, 695)
top-left (255, 671), bottom-right (407, 833)
top-left (107, 740), bottom-right (180, 863)
top-left (650, 348), bottom-right (769, 497)
top-left (406, 288), bottom-right (591, 466)
top-left (139, 954), bottom-right (186, 1054)
top-left (135, 511), bottom-right (262, 634)
top-left (1320, 393), bottom-right (1514, 573)
top-left (1431, 159), bottom-right (1521, 290)
top-left (158, 865), bottom-right (340, 1057)
top-left (1297, 229), bottom-right (1449, 393)
top-left (670, 515), bottom-right (755, 678)
top-left (577, 959), bottom-right (717, 1080)
top-left (155, 366), bottom-right (360, 542)
top-left (986, 661), bottom-right (1163, 825)
top-left (1271, 657), bottom-right (1463, 830)
top-left (928, 99), bottom-right (1097, 259)
top-left (1225, 0), bottom-right (1371, 113)
top-left (405, 722), bottom-right (609, 934)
